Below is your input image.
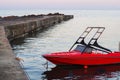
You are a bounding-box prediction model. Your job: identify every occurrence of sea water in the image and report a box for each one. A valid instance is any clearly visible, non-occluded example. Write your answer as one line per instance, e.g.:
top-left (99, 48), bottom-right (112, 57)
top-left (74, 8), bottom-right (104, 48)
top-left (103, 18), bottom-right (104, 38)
top-left (1, 10), bottom-right (120, 80)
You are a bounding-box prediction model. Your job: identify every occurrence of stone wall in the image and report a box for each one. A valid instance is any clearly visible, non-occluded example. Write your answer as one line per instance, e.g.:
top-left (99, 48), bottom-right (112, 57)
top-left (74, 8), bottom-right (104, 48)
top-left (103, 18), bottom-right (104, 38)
top-left (4, 15), bottom-right (73, 41)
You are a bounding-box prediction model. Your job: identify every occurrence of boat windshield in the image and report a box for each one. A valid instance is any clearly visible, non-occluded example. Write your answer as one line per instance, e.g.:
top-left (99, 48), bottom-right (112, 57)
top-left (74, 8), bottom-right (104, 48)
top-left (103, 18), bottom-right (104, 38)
top-left (74, 45), bottom-right (93, 53)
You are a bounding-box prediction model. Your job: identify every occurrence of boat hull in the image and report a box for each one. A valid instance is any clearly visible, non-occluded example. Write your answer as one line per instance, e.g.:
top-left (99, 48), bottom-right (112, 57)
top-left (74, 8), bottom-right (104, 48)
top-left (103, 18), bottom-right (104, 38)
top-left (43, 51), bottom-right (120, 65)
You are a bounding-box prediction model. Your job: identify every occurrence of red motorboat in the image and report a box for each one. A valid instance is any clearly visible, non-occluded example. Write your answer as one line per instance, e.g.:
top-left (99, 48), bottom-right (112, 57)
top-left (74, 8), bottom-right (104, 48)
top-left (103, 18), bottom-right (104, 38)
top-left (43, 27), bottom-right (120, 66)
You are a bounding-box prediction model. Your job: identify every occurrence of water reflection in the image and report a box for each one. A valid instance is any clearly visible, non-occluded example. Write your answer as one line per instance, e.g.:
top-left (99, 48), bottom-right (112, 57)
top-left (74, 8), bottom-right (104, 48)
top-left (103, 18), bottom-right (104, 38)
top-left (42, 65), bottom-right (120, 80)
top-left (10, 28), bottom-right (51, 49)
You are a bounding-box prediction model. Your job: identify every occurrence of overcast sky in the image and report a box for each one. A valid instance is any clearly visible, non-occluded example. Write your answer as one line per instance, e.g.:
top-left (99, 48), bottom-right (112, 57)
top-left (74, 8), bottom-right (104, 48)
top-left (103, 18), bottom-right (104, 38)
top-left (0, 0), bottom-right (120, 10)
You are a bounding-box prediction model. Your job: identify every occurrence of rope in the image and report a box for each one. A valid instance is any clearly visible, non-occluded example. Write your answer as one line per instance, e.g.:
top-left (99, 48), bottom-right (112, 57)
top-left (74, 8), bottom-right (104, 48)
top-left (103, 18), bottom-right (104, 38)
top-left (20, 61), bottom-right (31, 80)
top-left (15, 52), bottom-right (31, 80)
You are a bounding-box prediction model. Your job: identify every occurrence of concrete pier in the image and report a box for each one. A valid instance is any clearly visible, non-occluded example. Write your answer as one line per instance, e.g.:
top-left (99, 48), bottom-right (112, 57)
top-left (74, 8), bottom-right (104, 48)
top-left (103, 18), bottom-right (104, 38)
top-left (0, 13), bottom-right (73, 80)
top-left (0, 26), bottom-right (28, 80)
top-left (1, 15), bottom-right (73, 41)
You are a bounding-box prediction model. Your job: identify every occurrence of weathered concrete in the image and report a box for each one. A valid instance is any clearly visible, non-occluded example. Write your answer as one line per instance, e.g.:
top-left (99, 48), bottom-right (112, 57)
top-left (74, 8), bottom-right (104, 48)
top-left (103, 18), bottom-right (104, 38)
top-left (0, 14), bottom-right (73, 80)
top-left (1, 15), bottom-right (73, 41)
top-left (0, 26), bottom-right (28, 80)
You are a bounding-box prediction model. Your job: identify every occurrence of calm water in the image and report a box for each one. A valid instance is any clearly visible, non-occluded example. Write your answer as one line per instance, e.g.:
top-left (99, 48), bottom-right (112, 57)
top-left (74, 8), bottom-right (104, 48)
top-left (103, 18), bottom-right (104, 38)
top-left (4, 10), bottom-right (120, 80)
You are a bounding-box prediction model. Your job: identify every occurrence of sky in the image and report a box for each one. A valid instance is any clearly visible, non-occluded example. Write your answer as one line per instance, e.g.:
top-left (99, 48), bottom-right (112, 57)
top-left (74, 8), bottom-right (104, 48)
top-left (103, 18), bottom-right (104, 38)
top-left (0, 0), bottom-right (120, 10)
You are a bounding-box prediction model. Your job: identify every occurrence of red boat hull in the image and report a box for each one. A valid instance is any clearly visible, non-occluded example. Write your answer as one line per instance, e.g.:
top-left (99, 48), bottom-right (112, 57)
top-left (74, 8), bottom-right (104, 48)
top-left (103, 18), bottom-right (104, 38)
top-left (43, 51), bottom-right (120, 65)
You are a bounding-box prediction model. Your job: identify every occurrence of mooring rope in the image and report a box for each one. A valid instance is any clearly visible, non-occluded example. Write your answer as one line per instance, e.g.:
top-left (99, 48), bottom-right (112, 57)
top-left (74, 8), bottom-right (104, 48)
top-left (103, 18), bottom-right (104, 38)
top-left (19, 61), bottom-right (31, 80)
top-left (15, 52), bottom-right (31, 80)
